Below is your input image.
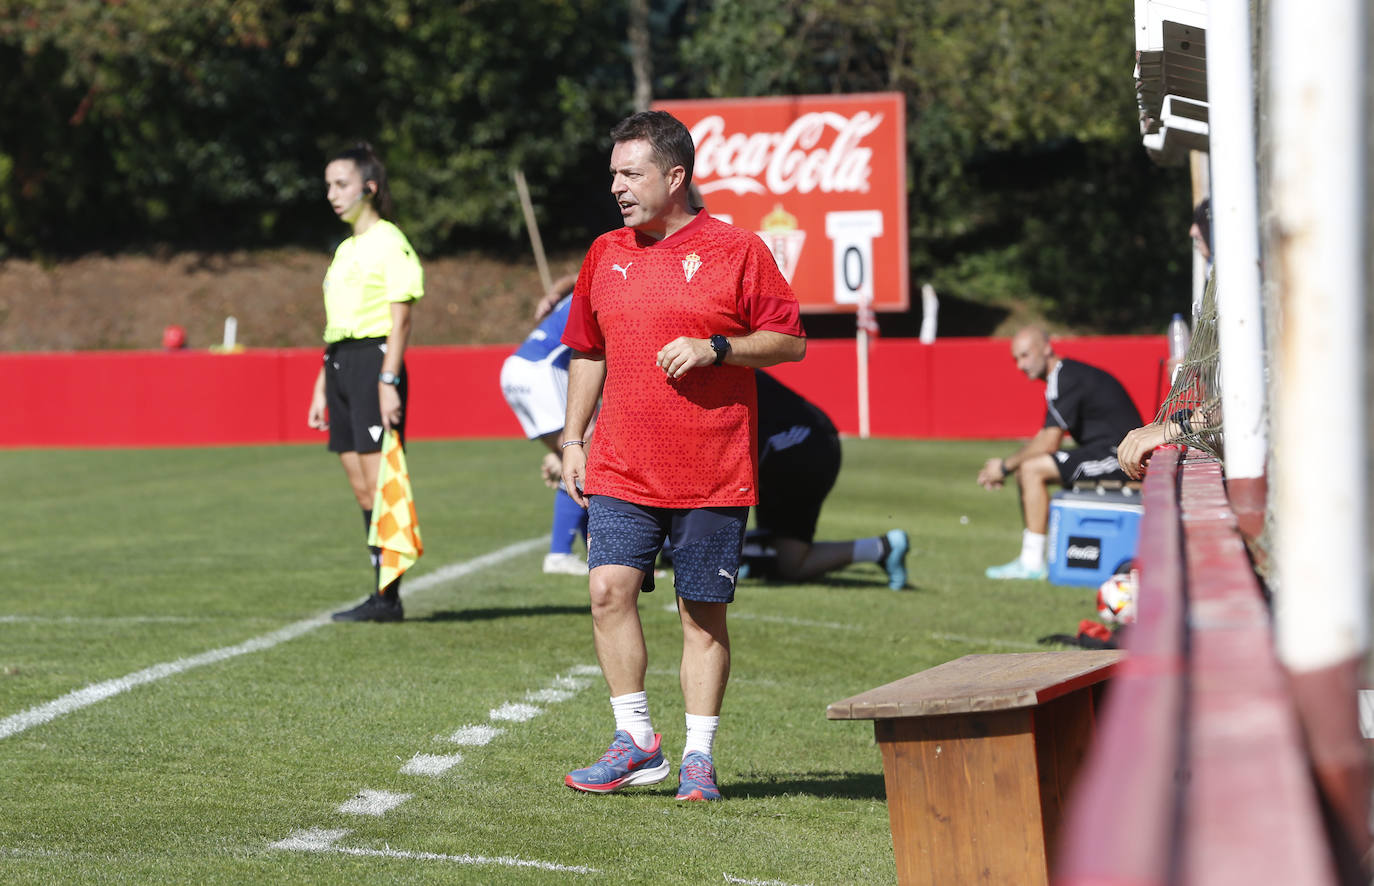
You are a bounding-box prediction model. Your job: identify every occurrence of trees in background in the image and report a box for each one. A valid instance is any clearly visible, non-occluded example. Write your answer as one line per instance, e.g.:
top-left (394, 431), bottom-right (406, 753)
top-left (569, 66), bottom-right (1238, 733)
top-left (0, 0), bottom-right (630, 255)
top-left (1, 0), bottom-right (1191, 331)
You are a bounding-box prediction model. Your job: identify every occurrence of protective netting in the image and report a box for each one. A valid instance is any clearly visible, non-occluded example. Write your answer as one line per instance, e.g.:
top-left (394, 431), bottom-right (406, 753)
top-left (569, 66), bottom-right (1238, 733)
top-left (1154, 270), bottom-right (1224, 457)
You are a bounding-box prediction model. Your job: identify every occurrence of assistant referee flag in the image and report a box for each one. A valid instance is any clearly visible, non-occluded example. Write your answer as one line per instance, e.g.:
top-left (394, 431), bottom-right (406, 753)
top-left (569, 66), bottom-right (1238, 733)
top-left (368, 430), bottom-right (423, 591)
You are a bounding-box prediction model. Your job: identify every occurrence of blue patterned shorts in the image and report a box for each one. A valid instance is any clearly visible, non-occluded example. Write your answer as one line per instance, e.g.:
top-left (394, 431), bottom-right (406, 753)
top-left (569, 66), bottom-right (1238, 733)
top-left (586, 496), bottom-right (747, 603)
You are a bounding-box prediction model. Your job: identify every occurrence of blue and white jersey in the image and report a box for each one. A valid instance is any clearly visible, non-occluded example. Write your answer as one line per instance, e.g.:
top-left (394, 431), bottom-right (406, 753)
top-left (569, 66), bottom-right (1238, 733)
top-left (512, 294), bottom-right (573, 369)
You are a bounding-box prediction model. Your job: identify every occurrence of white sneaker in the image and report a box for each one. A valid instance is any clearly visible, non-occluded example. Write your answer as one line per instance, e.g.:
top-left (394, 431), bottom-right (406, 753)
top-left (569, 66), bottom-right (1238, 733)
top-left (984, 558), bottom-right (1048, 581)
top-left (543, 553), bottom-right (589, 576)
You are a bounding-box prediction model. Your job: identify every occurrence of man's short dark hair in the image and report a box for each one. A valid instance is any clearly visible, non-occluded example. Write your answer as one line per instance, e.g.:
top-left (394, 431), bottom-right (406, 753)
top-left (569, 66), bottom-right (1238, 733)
top-left (610, 111), bottom-right (694, 189)
top-left (1192, 198), bottom-right (1211, 252)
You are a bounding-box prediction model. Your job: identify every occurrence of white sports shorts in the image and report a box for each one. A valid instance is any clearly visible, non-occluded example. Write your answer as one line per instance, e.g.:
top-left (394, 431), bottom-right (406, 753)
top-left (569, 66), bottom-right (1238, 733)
top-left (500, 353), bottom-right (569, 440)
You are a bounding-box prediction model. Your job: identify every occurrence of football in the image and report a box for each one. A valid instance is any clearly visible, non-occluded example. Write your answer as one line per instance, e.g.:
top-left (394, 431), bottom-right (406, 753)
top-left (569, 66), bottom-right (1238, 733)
top-left (1096, 572), bottom-right (1138, 624)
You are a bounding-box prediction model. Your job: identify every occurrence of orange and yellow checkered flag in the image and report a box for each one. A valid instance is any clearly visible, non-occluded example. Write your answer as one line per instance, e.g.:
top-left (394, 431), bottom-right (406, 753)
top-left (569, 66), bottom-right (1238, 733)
top-left (368, 430), bottom-right (423, 591)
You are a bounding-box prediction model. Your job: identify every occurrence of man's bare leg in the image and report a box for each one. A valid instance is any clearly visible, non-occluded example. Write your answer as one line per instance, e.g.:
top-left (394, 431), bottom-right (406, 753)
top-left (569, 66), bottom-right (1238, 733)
top-left (678, 598), bottom-right (730, 715)
top-left (588, 564), bottom-right (649, 696)
top-left (985, 452), bottom-right (1060, 579)
top-left (563, 563), bottom-right (670, 794)
top-left (1016, 453), bottom-right (1061, 534)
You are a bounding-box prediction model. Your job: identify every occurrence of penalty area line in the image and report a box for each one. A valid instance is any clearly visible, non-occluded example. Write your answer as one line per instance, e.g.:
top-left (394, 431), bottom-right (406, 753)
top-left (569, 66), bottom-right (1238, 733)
top-left (272, 827), bottom-right (600, 875)
top-left (0, 536), bottom-right (547, 741)
top-left (723, 874), bottom-right (814, 886)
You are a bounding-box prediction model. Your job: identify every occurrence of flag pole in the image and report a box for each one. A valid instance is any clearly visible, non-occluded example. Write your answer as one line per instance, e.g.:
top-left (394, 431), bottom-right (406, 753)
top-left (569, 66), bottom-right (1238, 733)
top-left (513, 168), bottom-right (553, 295)
top-left (856, 293), bottom-right (875, 439)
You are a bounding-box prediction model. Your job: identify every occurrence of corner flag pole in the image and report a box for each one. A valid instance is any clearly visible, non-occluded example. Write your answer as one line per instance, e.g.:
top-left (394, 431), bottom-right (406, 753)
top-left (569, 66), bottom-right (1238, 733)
top-left (513, 168), bottom-right (553, 295)
top-left (855, 292), bottom-right (875, 439)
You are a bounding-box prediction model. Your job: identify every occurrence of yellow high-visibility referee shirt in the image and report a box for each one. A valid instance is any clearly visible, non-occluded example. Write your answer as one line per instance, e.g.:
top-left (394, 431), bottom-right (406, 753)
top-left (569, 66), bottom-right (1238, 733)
top-left (322, 219), bottom-right (424, 343)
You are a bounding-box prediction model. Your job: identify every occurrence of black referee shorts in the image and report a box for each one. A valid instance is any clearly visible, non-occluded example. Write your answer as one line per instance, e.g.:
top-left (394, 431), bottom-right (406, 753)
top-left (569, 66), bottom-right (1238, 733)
top-left (323, 338), bottom-right (407, 454)
top-left (755, 428), bottom-right (841, 544)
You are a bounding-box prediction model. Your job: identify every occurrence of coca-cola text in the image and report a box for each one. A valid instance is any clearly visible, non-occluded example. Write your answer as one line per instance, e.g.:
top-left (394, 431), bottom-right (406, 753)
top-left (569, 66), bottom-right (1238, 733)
top-left (691, 111), bottom-right (882, 197)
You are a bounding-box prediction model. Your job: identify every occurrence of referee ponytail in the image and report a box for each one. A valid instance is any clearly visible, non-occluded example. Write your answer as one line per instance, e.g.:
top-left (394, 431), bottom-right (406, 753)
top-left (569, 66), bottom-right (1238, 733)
top-left (332, 142), bottom-right (395, 220)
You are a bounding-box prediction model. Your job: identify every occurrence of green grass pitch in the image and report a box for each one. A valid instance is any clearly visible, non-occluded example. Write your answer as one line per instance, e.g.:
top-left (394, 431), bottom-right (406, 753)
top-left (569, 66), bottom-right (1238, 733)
top-left (0, 439), bottom-right (1099, 884)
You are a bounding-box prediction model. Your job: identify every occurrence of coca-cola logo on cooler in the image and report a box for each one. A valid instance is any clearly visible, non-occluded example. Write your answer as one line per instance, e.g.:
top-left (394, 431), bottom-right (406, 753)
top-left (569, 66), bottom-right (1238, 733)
top-left (1066, 536), bottom-right (1102, 569)
top-left (691, 112), bottom-right (883, 197)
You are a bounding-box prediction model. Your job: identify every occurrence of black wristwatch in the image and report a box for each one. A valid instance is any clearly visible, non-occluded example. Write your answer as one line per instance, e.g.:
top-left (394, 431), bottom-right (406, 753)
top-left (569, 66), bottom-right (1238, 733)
top-left (709, 334), bottom-right (731, 366)
top-left (378, 371), bottom-right (401, 386)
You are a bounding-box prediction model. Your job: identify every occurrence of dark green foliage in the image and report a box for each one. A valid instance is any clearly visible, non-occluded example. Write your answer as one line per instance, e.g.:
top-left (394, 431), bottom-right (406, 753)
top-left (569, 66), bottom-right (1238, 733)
top-left (0, 0), bottom-right (630, 255)
top-left (0, 0), bottom-right (1192, 330)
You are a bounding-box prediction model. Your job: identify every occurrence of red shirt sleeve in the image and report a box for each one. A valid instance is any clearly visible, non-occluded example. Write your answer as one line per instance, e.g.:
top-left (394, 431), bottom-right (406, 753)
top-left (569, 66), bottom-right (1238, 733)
top-left (739, 235), bottom-right (805, 336)
top-left (560, 240), bottom-right (605, 355)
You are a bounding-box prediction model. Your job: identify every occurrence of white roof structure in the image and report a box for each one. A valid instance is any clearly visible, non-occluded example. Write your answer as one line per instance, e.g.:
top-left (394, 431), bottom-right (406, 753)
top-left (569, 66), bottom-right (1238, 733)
top-left (1135, 0), bottom-right (1209, 163)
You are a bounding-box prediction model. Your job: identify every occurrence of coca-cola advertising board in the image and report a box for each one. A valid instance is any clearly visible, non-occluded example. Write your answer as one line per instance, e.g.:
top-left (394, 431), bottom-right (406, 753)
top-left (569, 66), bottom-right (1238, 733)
top-left (654, 93), bottom-right (908, 313)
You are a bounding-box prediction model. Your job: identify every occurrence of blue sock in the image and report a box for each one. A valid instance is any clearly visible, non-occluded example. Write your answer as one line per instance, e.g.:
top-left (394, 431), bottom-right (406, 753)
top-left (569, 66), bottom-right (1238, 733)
top-left (550, 487), bottom-right (586, 555)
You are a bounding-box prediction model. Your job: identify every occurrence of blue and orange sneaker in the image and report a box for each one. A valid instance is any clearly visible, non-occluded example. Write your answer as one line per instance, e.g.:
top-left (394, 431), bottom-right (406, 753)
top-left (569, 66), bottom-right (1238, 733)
top-left (565, 731), bottom-right (671, 794)
top-left (675, 751), bottom-right (721, 801)
top-left (883, 529), bottom-right (910, 590)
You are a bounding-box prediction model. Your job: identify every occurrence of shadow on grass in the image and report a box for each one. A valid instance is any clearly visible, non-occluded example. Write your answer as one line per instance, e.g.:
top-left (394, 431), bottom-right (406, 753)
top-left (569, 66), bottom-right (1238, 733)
top-left (419, 604), bottom-right (590, 623)
top-left (724, 770), bottom-right (886, 801)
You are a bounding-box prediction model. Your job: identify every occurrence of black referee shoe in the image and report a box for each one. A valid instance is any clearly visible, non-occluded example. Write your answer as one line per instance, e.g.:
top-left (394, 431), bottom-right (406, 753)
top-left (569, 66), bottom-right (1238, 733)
top-left (331, 593), bottom-right (404, 623)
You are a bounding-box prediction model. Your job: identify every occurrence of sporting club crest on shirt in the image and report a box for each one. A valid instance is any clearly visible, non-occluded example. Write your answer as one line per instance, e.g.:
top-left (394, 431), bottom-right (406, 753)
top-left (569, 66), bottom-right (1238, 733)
top-left (682, 252), bottom-right (702, 283)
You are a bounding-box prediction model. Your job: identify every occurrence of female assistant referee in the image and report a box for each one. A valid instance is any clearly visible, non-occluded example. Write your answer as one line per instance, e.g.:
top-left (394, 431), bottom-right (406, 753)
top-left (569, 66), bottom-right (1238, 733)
top-left (307, 143), bottom-right (424, 622)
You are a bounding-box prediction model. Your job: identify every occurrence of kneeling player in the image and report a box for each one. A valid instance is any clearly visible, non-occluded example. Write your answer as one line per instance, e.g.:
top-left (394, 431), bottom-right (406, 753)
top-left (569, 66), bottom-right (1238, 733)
top-left (743, 371), bottom-right (909, 588)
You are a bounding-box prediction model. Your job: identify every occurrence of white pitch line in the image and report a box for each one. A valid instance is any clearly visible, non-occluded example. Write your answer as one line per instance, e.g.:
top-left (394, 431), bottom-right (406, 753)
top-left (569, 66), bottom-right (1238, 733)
top-left (399, 536), bottom-right (547, 596)
top-left (400, 753), bottom-right (463, 776)
top-left (338, 789), bottom-right (412, 816)
top-left (272, 827), bottom-right (600, 874)
top-left (0, 615), bottom-right (210, 624)
top-left (446, 725), bottom-right (505, 746)
top-left (0, 536), bottom-right (546, 741)
top-left (271, 828), bottom-right (352, 851)
top-left (0, 617), bottom-right (327, 742)
top-left (723, 875), bottom-right (813, 886)
top-left (489, 701), bottom-right (542, 722)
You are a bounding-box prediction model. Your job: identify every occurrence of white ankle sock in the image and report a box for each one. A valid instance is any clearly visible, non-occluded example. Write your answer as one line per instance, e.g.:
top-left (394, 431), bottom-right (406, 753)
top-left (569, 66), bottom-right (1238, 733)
top-left (682, 713), bottom-right (719, 758)
top-left (1021, 530), bottom-right (1047, 570)
top-left (852, 536), bottom-right (884, 563)
top-left (610, 691), bottom-right (654, 747)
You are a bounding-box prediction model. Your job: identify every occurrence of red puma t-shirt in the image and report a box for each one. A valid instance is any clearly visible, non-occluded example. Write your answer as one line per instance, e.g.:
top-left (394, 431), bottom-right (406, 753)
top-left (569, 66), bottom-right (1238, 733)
top-left (562, 212), bottom-right (804, 508)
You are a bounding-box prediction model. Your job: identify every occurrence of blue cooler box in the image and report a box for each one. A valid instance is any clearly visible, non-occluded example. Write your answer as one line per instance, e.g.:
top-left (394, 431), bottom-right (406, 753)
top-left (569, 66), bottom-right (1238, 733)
top-left (1047, 489), bottom-right (1143, 586)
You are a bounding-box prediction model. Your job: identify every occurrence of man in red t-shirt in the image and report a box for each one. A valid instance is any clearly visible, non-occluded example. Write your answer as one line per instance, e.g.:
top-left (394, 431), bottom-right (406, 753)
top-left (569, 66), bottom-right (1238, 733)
top-left (560, 111), bottom-right (806, 801)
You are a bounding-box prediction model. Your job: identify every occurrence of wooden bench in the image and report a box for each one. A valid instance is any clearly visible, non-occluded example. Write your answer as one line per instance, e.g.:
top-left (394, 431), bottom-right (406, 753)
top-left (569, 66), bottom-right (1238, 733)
top-left (827, 650), bottom-right (1122, 886)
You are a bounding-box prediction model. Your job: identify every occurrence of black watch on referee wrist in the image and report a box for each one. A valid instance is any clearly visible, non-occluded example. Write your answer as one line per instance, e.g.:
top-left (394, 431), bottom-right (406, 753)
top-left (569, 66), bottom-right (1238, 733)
top-left (709, 334), bottom-right (731, 366)
top-left (379, 371), bottom-right (400, 386)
